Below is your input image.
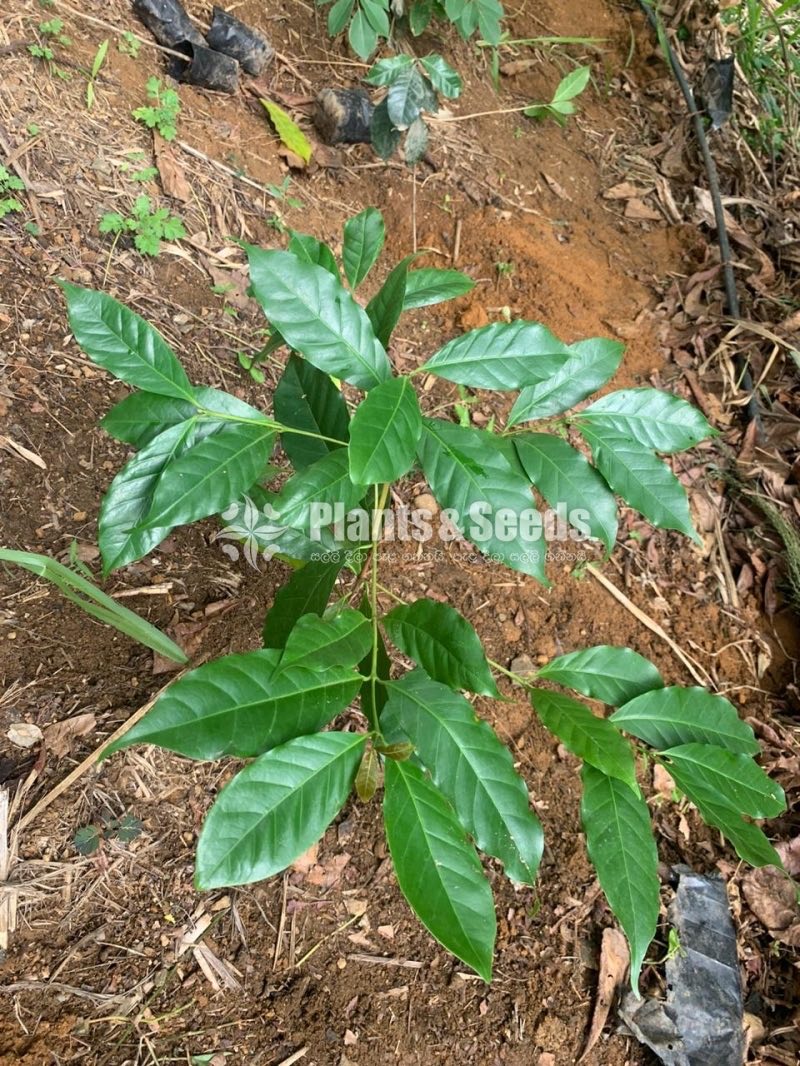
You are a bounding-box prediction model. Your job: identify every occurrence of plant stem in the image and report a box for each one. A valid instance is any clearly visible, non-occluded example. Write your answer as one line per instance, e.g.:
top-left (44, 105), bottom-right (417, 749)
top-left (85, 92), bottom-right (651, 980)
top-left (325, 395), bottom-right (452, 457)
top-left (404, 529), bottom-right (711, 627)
top-left (193, 406), bottom-right (348, 447)
top-left (368, 484), bottom-right (391, 734)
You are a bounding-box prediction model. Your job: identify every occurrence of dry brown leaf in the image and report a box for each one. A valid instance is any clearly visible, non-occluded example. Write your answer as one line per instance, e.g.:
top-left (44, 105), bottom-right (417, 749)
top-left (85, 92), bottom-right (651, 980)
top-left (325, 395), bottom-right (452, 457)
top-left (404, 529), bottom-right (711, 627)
top-left (43, 712), bottom-right (96, 757)
top-left (579, 927), bottom-right (629, 1061)
top-left (278, 146), bottom-right (307, 170)
top-left (153, 134), bottom-right (192, 202)
top-left (291, 843), bottom-right (319, 875)
top-left (604, 181), bottom-right (652, 200)
top-left (305, 853), bottom-right (350, 889)
top-left (500, 59), bottom-right (536, 76)
top-left (776, 836), bottom-right (800, 877)
top-left (542, 172), bottom-right (570, 201)
top-left (742, 865), bottom-right (800, 945)
top-left (624, 198), bottom-right (662, 221)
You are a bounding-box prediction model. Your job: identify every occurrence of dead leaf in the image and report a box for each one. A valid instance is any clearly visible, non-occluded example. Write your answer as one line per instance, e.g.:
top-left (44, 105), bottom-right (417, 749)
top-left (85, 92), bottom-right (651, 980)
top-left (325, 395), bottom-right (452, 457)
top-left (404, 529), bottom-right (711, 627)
top-left (624, 198), bottom-right (662, 221)
top-left (604, 181), bottom-right (652, 200)
top-left (0, 435), bottom-right (46, 469)
top-left (542, 172), bottom-right (570, 201)
top-left (305, 853), bottom-right (350, 889)
top-left (776, 836), bottom-right (800, 877)
top-left (152, 620), bottom-right (205, 674)
top-left (500, 59), bottom-right (536, 76)
top-left (7, 723), bottom-right (43, 748)
top-left (153, 133), bottom-right (192, 202)
top-left (742, 865), bottom-right (800, 945)
top-left (205, 263), bottom-right (251, 311)
top-left (291, 843), bottom-right (319, 875)
top-left (43, 712), bottom-right (96, 757)
top-left (579, 927), bottom-right (629, 1061)
top-left (278, 145), bottom-right (307, 170)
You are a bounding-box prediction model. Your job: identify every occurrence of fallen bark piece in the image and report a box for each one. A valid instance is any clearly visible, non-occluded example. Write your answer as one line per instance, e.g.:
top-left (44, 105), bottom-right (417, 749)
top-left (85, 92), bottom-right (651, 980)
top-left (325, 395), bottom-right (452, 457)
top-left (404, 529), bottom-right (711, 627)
top-left (314, 89), bottom-right (374, 145)
top-left (207, 6), bottom-right (274, 76)
top-left (620, 867), bottom-right (746, 1066)
top-left (132, 0), bottom-right (204, 48)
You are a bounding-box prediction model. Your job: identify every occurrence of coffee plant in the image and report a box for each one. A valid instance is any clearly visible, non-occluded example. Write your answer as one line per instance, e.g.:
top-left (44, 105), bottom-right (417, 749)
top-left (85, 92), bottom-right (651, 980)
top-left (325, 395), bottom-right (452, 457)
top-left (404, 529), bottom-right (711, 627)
top-left (57, 207), bottom-right (785, 986)
top-left (366, 53), bottom-right (462, 160)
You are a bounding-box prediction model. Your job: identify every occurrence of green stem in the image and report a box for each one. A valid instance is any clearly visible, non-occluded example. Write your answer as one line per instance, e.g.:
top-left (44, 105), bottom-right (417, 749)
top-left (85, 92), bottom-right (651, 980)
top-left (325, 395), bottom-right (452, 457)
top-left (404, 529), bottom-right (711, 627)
top-left (193, 406), bottom-right (348, 447)
top-left (367, 483), bottom-right (391, 735)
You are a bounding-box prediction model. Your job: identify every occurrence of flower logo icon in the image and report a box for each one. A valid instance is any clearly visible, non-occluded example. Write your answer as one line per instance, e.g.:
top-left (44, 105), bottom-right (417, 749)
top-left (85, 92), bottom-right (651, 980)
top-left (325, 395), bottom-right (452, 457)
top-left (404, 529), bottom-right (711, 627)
top-left (216, 496), bottom-right (287, 569)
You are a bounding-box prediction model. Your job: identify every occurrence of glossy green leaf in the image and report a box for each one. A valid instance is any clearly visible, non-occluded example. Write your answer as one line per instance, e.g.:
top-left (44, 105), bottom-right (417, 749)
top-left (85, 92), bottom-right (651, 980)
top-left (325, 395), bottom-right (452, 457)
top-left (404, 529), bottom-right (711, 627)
top-left (327, 0), bottom-right (355, 35)
top-left (270, 449), bottom-right (366, 536)
top-left (408, 0), bottom-right (433, 34)
top-left (98, 419), bottom-right (196, 574)
top-left (382, 598), bottom-right (499, 696)
top-left (348, 377), bottom-right (422, 484)
top-left (661, 743), bottom-right (785, 819)
top-left (288, 231), bottom-right (339, 279)
top-left (196, 731), bottom-right (366, 889)
top-left (365, 256), bottom-right (413, 347)
top-left (382, 671), bottom-right (542, 883)
top-left (420, 54), bottom-right (462, 98)
top-left (273, 354), bottom-right (349, 471)
top-left (342, 207), bottom-right (385, 289)
top-left (384, 759), bottom-right (496, 980)
top-left (579, 423), bottom-right (699, 542)
top-left (404, 117), bottom-right (429, 164)
top-left (262, 560), bottom-right (343, 649)
top-left (537, 646), bottom-right (663, 706)
top-left (0, 549), bottom-right (187, 663)
top-left (361, 0), bottom-right (390, 35)
top-left (348, 7), bottom-right (378, 59)
top-left (610, 686), bottom-right (759, 754)
top-left (280, 608), bottom-right (372, 669)
top-left (371, 98), bottom-right (401, 159)
top-left (103, 648), bottom-right (361, 759)
top-left (402, 268), bottom-right (475, 310)
top-left (365, 55), bottom-right (414, 86)
top-left (514, 432), bottom-right (618, 550)
top-left (578, 389), bottom-right (715, 454)
top-left (422, 322), bottom-right (570, 390)
top-left (246, 246), bottom-right (391, 390)
top-left (387, 65), bottom-right (437, 127)
top-left (554, 65), bottom-right (591, 102)
top-left (139, 422), bottom-right (275, 530)
top-left (507, 337), bottom-right (623, 425)
top-left (101, 392), bottom-right (197, 448)
top-left (530, 689), bottom-right (637, 788)
top-left (60, 282), bottom-right (194, 401)
top-left (260, 99), bottom-right (312, 163)
top-left (417, 418), bottom-right (547, 582)
top-left (675, 793), bottom-right (782, 868)
top-left (581, 764), bottom-right (659, 989)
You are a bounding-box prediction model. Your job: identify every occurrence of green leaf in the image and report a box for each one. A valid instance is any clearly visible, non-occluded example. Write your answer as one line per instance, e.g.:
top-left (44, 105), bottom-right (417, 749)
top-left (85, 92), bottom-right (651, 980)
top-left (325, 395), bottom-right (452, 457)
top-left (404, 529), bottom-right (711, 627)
top-left (246, 246), bottom-right (391, 390)
top-left (288, 231), bottom-right (339, 279)
top-left (270, 449), bottom-right (366, 536)
top-left (580, 764), bottom-right (659, 988)
top-left (537, 646), bottom-right (664, 706)
top-left (530, 689), bottom-right (638, 789)
top-left (365, 256), bottom-right (413, 347)
top-left (260, 99), bottom-right (312, 163)
top-left (610, 686), bottom-right (759, 754)
top-left (196, 731), bottom-right (366, 889)
top-left (382, 598), bottom-right (499, 696)
top-left (328, 0), bottom-right (355, 35)
top-left (0, 549), bottom-right (187, 664)
top-left (513, 432), bottom-right (618, 550)
top-left (382, 671), bottom-right (543, 884)
top-left (553, 65), bottom-right (591, 102)
top-left (387, 66), bottom-right (437, 127)
top-left (60, 282), bottom-right (194, 401)
top-left (280, 608), bottom-right (372, 669)
top-left (348, 377), bottom-right (422, 484)
top-left (661, 743), bottom-right (785, 819)
top-left (99, 420), bottom-right (196, 574)
top-left (420, 54), bottom-right (462, 98)
top-left (579, 423), bottom-right (699, 542)
top-left (103, 649), bottom-right (361, 759)
top-left (507, 337), bottom-right (623, 425)
top-left (417, 418), bottom-right (547, 582)
top-left (677, 794), bottom-right (782, 868)
top-left (577, 389), bottom-right (715, 453)
top-left (348, 7), bottom-right (378, 59)
top-left (262, 560), bottom-right (343, 649)
top-left (404, 116), bottom-right (429, 164)
top-left (139, 422), bottom-right (275, 530)
top-left (101, 392), bottom-right (198, 448)
top-left (342, 207), bottom-right (385, 289)
top-left (403, 268), bottom-right (474, 310)
top-left (361, 0), bottom-right (390, 35)
top-left (273, 354), bottom-right (349, 470)
top-left (371, 98), bottom-right (401, 159)
top-left (384, 759), bottom-right (496, 980)
top-left (422, 321), bottom-right (570, 390)
top-left (365, 54), bottom-right (414, 86)
top-left (355, 743), bottom-right (380, 800)
top-left (409, 0), bottom-right (433, 34)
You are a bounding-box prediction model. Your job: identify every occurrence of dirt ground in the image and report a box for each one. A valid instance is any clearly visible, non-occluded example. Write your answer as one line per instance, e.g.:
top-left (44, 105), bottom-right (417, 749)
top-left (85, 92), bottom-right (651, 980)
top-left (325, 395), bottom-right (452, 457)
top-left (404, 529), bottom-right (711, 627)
top-left (0, 0), bottom-right (798, 1063)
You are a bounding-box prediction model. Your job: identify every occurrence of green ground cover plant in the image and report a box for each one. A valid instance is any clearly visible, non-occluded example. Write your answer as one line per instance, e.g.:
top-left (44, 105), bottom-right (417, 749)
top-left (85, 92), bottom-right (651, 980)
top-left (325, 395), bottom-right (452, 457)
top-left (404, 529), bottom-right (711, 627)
top-left (132, 77), bottom-right (181, 141)
top-left (51, 207), bottom-right (784, 986)
top-left (99, 195), bottom-right (185, 257)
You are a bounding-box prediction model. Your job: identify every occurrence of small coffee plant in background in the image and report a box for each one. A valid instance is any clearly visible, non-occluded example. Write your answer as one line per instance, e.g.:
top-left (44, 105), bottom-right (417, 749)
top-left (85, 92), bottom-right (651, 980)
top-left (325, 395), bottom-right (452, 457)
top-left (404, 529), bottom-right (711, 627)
top-left (54, 207), bottom-right (785, 985)
top-left (524, 65), bottom-right (592, 124)
top-left (132, 77), bottom-right (181, 141)
top-left (99, 194), bottom-right (185, 256)
top-left (366, 53), bottom-right (462, 160)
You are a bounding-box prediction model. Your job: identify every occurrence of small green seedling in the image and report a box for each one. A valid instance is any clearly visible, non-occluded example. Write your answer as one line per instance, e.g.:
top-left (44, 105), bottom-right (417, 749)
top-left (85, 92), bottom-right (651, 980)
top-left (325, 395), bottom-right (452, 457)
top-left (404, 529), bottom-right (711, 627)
top-left (525, 65), bottom-right (592, 124)
top-left (366, 53), bottom-right (462, 161)
top-left (38, 17), bottom-right (71, 45)
top-left (86, 39), bottom-right (109, 109)
top-left (0, 166), bottom-right (25, 219)
top-left (28, 19), bottom-right (71, 79)
top-left (133, 77), bottom-right (181, 141)
top-left (118, 30), bottom-right (141, 58)
top-left (99, 194), bottom-right (185, 256)
top-left (74, 813), bottom-right (143, 855)
top-left (495, 260), bottom-right (515, 278)
top-left (238, 350), bottom-right (266, 384)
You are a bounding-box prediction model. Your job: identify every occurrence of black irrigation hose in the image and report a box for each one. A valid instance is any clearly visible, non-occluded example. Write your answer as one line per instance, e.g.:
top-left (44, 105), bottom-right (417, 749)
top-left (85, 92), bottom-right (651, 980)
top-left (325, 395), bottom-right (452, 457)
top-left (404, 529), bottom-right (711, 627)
top-left (635, 1), bottom-right (762, 430)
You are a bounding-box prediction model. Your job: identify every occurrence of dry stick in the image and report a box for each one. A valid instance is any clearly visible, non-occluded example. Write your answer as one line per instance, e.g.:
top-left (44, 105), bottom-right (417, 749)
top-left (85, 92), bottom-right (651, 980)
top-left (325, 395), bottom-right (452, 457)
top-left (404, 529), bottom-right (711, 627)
top-left (636, 1), bottom-right (761, 430)
top-left (175, 139), bottom-right (269, 194)
top-left (586, 564), bottom-right (712, 686)
top-left (13, 676), bottom-right (184, 837)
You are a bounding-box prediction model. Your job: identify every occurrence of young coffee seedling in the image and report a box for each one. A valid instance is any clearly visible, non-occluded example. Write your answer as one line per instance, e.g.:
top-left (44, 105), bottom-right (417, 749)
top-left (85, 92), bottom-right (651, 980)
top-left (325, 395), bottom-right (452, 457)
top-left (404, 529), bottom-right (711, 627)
top-left (99, 194), bottom-right (185, 257)
top-left (85, 38), bottom-right (109, 110)
top-left (58, 207), bottom-right (785, 985)
top-left (525, 65), bottom-right (591, 124)
top-left (0, 166), bottom-right (25, 219)
top-left (366, 53), bottom-right (462, 161)
top-left (133, 76), bottom-right (181, 141)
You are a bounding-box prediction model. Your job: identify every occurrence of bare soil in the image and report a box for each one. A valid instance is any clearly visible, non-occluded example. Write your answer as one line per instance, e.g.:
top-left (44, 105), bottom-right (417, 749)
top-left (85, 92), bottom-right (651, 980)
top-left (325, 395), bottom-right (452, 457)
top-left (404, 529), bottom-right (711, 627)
top-left (0, 1), bottom-right (797, 1064)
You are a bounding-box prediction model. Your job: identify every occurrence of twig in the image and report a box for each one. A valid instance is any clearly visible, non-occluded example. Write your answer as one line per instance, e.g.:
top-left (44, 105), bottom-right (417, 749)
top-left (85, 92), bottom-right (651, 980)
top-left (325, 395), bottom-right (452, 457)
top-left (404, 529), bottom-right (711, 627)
top-left (175, 140), bottom-right (268, 194)
top-left (586, 564), bottom-right (712, 686)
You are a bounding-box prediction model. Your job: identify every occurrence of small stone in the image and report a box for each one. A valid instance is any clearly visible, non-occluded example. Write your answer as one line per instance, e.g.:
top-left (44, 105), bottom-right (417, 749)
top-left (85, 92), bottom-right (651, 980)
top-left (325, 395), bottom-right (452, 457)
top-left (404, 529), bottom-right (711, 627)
top-left (7, 722), bottom-right (43, 748)
top-left (501, 621), bottom-right (522, 643)
top-left (509, 654), bottom-right (536, 681)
